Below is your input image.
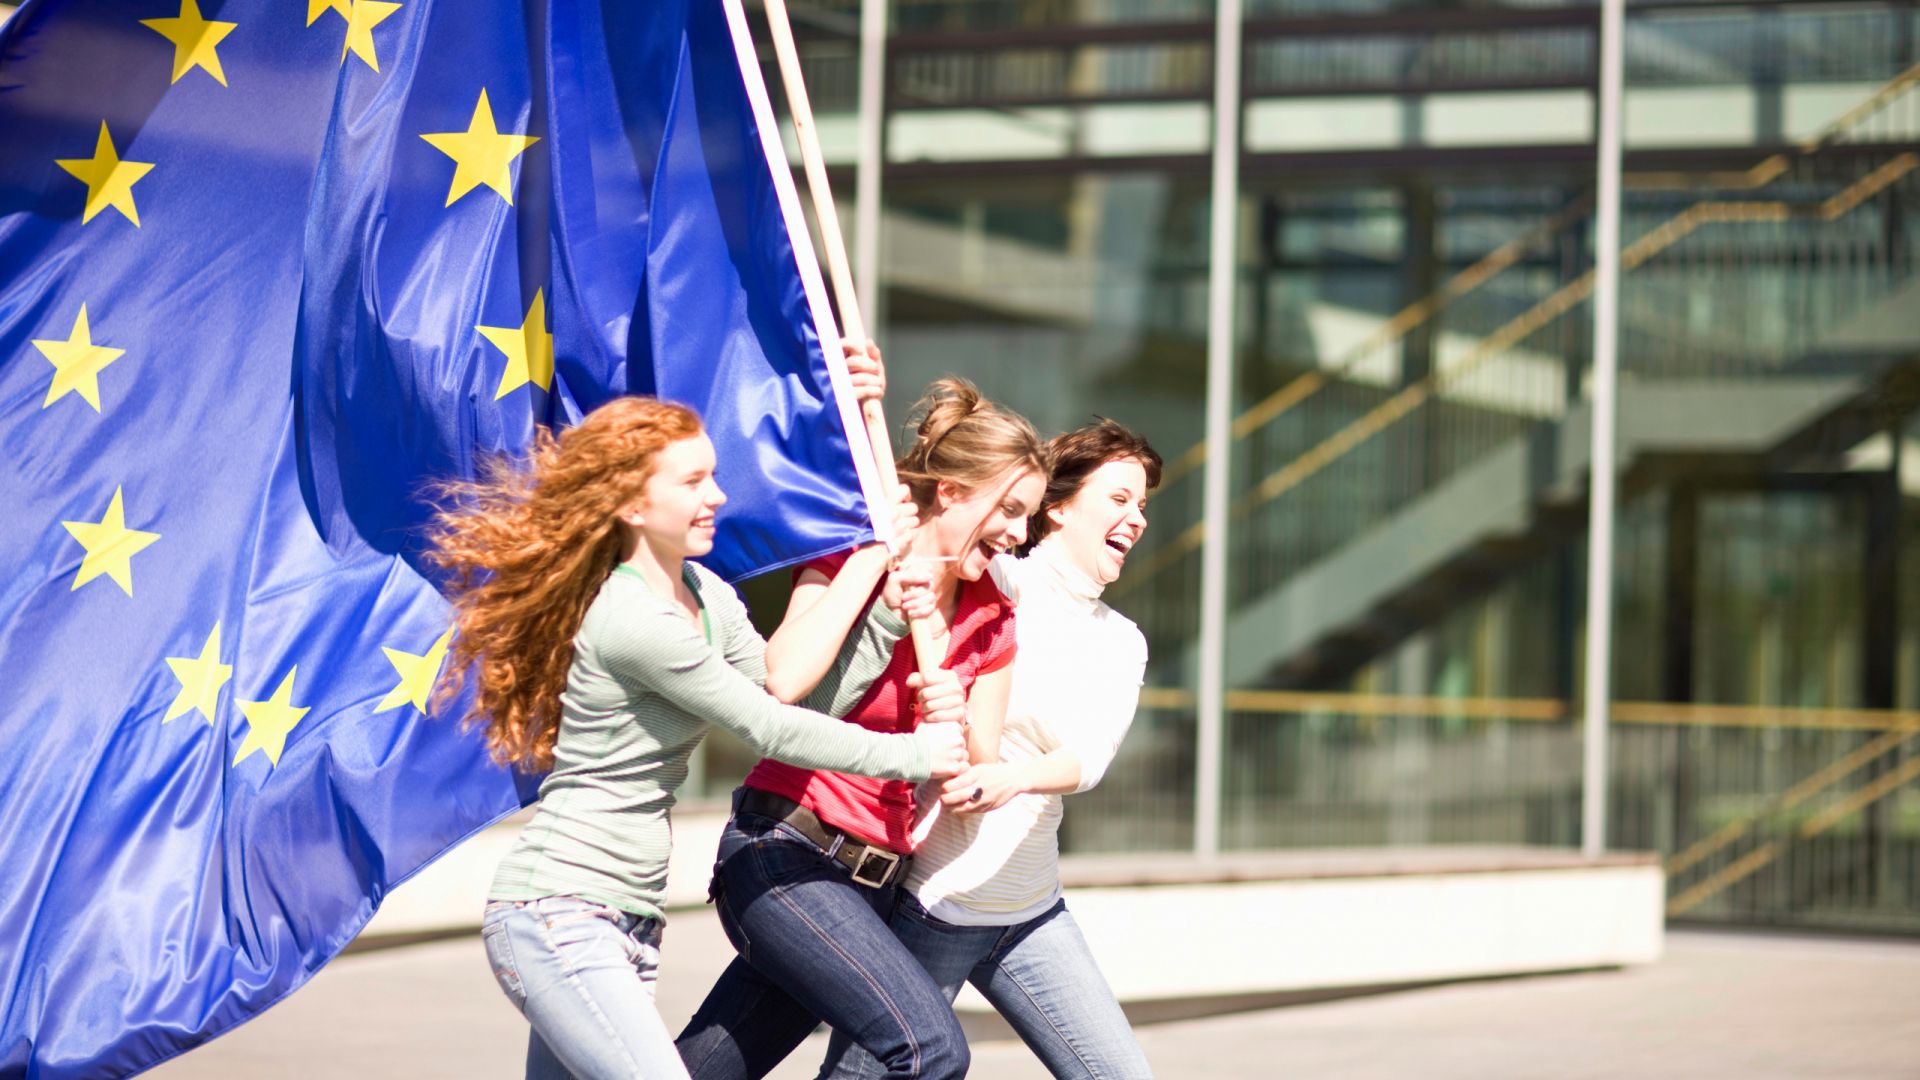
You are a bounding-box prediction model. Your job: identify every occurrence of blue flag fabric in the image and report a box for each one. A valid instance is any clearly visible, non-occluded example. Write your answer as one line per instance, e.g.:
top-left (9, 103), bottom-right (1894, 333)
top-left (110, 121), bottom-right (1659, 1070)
top-left (0, 0), bottom-right (882, 1075)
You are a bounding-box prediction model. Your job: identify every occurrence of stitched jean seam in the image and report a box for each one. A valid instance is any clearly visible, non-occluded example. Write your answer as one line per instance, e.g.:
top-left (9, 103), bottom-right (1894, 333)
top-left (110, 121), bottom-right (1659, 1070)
top-left (535, 905), bottom-right (645, 1079)
top-left (747, 837), bottom-right (923, 1076)
top-left (989, 951), bottom-right (1107, 1080)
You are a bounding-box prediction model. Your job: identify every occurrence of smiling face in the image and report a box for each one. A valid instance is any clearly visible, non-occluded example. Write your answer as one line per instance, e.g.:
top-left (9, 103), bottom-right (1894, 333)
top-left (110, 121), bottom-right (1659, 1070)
top-left (928, 467), bottom-right (1047, 582)
top-left (1044, 456), bottom-right (1150, 586)
top-left (620, 433), bottom-right (726, 561)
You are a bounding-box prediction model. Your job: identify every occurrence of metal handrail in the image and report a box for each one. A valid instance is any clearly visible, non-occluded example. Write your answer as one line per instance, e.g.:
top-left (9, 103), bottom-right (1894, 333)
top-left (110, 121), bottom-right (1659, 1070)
top-left (1127, 684), bottom-right (1920, 913)
top-left (1238, 158), bottom-right (1916, 503)
top-left (1134, 687), bottom-right (1920, 733)
top-left (1148, 60), bottom-right (1920, 496)
top-left (1115, 66), bottom-right (1920, 596)
top-left (1666, 750), bottom-right (1920, 916)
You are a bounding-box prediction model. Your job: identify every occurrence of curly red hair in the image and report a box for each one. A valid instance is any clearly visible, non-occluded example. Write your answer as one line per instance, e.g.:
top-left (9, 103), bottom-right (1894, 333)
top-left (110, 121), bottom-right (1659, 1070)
top-left (426, 397), bottom-right (703, 771)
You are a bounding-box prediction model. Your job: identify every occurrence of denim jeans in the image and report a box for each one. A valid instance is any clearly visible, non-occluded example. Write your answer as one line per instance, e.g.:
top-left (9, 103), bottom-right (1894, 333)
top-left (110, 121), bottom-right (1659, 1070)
top-left (674, 798), bottom-right (970, 1080)
top-left (817, 893), bottom-right (1153, 1080)
top-left (482, 895), bottom-right (691, 1080)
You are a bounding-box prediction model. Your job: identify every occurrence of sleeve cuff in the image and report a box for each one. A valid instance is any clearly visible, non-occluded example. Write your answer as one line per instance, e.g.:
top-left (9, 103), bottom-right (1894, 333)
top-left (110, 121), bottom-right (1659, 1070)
top-left (870, 600), bottom-right (909, 642)
top-left (906, 729), bottom-right (930, 781)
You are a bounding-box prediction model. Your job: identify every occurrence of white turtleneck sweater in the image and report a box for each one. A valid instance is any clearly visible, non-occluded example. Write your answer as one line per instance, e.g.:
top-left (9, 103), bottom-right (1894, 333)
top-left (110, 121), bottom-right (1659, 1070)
top-left (904, 542), bottom-right (1148, 926)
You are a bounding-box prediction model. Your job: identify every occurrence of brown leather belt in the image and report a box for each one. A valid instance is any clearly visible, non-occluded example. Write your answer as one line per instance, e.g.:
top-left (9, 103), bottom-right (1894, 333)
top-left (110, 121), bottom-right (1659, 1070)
top-left (736, 787), bottom-right (909, 889)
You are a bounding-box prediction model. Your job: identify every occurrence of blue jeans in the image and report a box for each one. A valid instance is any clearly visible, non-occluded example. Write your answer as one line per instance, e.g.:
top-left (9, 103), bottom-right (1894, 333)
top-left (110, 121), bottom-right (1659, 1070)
top-left (817, 894), bottom-right (1152, 1080)
top-left (482, 896), bottom-right (691, 1080)
top-left (674, 800), bottom-right (970, 1080)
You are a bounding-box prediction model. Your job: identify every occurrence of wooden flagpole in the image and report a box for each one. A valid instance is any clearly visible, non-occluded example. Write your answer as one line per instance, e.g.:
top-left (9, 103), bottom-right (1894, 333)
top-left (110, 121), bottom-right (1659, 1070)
top-left (760, 0), bottom-right (945, 679)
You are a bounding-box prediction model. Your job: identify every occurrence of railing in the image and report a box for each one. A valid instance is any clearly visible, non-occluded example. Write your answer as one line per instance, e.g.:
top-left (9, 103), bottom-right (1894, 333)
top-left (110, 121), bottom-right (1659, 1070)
top-left (1065, 689), bottom-right (1920, 931)
top-left (868, 2), bottom-right (1920, 108)
top-left (1114, 63), bottom-right (1920, 667)
top-left (1247, 24), bottom-right (1592, 95)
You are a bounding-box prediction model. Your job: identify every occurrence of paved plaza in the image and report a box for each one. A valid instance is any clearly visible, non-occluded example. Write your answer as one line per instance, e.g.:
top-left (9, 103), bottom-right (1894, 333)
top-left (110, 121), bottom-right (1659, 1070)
top-left (147, 911), bottom-right (1920, 1079)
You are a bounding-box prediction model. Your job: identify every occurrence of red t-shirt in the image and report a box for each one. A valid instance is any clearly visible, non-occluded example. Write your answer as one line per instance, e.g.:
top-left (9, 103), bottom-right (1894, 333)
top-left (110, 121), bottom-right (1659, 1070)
top-left (743, 549), bottom-right (1017, 853)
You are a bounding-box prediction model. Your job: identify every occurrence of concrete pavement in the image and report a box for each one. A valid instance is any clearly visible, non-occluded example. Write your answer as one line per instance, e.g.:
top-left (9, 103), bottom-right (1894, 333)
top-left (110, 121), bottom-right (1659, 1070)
top-left (148, 914), bottom-right (1920, 1079)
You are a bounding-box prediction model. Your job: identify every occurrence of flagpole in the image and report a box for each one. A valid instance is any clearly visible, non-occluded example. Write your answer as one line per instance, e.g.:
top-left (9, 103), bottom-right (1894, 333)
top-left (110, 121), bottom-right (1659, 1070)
top-left (762, 0), bottom-right (945, 679)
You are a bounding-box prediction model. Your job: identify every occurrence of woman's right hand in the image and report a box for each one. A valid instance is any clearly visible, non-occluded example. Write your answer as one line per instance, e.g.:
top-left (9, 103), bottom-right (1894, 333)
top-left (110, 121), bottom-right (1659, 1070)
top-left (843, 338), bottom-right (886, 405)
top-left (914, 721), bottom-right (970, 779)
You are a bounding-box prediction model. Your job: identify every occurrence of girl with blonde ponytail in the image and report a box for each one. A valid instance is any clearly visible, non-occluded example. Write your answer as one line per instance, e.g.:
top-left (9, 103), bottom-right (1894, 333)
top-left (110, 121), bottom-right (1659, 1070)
top-left (427, 352), bottom-right (971, 1080)
top-left (678, 368), bottom-right (1048, 1080)
top-left (824, 419), bottom-right (1165, 1080)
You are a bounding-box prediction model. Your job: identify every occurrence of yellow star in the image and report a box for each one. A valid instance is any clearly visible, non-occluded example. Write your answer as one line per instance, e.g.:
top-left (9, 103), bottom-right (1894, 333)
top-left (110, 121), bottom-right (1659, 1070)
top-left (33, 303), bottom-right (126, 412)
top-left (420, 89), bottom-right (540, 207)
top-left (61, 486), bottom-right (161, 596)
top-left (235, 667), bottom-right (312, 768)
top-left (164, 622), bottom-right (233, 725)
top-left (340, 0), bottom-right (401, 72)
top-left (307, 0), bottom-right (348, 25)
top-left (139, 0), bottom-right (238, 87)
top-left (375, 628), bottom-right (452, 713)
top-left (479, 290), bottom-right (554, 399)
top-left (54, 123), bottom-right (155, 227)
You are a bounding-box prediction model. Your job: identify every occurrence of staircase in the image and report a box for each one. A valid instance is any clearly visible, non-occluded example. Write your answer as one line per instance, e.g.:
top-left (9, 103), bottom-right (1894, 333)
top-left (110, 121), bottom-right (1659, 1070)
top-left (1116, 64), bottom-right (1920, 690)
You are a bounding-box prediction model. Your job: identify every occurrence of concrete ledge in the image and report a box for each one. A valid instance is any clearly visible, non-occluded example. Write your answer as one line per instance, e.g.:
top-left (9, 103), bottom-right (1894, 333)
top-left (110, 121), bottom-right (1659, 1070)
top-left (979, 851), bottom-right (1664, 1012)
top-left (363, 814), bottom-right (1664, 1018)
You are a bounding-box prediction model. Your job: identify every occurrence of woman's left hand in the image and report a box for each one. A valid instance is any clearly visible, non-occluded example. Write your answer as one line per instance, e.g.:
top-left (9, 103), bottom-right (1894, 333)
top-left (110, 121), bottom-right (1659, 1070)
top-left (885, 483), bottom-right (920, 562)
top-left (940, 762), bottom-right (1025, 814)
top-left (844, 338), bottom-right (885, 405)
top-left (886, 560), bottom-right (938, 622)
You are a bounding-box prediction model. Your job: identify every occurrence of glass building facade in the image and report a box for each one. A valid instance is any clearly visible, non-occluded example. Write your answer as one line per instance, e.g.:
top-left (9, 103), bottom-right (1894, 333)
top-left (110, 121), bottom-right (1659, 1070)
top-left (700, 0), bottom-right (1920, 934)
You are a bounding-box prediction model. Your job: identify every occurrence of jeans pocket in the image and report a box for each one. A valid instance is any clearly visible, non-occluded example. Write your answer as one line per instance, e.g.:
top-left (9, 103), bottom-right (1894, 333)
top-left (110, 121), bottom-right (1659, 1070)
top-left (746, 828), bottom-right (830, 889)
top-left (534, 895), bottom-right (622, 950)
top-left (480, 911), bottom-right (526, 1008)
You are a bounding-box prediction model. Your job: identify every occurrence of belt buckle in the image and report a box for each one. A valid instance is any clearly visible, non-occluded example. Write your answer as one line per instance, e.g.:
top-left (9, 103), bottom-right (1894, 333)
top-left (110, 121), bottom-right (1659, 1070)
top-left (848, 846), bottom-right (901, 888)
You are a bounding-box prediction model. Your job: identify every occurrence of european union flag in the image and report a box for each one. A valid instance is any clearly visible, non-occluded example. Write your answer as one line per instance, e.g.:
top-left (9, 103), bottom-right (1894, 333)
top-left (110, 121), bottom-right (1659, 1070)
top-left (0, 0), bottom-right (884, 1074)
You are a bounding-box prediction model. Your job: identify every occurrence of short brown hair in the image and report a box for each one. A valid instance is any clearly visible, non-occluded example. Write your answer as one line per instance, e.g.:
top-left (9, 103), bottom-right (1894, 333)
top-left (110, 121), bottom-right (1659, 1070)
top-left (1024, 418), bottom-right (1162, 549)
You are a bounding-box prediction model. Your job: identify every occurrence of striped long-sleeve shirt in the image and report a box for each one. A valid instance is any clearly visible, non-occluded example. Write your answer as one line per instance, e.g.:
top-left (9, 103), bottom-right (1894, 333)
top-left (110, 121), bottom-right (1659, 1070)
top-left (488, 560), bottom-right (930, 921)
top-left (904, 546), bottom-right (1146, 925)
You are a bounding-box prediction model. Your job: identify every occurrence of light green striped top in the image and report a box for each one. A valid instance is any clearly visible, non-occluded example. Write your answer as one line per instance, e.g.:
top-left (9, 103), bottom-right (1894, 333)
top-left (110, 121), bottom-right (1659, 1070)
top-left (488, 560), bottom-right (928, 920)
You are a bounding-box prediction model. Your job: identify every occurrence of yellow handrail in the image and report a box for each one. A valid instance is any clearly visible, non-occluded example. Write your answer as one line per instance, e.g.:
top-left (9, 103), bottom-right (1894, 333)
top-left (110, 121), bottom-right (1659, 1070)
top-left (1150, 59), bottom-right (1920, 494)
top-left (1126, 685), bottom-right (1920, 915)
top-left (1667, 752), bottom-right (1920, 916)
top-left (1153, 200), bottom-right (1591, 491)
top-left (1133, 687), bottom-right (1920, 733)
top-left (1118, 63), bottom-right (1920, 597)
top-left (1664, 729), bottom-right (1911, 877)
top-left (1116, 152), bottom-right (1919, 594)
top-left (1235, 157), bottom-right (1917, 509)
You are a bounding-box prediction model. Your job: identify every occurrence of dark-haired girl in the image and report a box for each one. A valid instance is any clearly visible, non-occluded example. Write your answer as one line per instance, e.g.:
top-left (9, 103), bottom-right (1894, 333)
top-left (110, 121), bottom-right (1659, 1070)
top-left (818, 418), bottom-right (1163, 1080)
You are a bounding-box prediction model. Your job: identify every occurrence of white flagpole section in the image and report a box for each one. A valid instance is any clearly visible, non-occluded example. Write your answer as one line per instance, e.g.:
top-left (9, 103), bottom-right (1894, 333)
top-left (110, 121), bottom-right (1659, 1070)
top-left (1582, 0), bottom-right (1627, 859)
top-left (750, 0), bottom-right (952, 679)
top-left (720, 0), bottom-right (890, 550)
top-left (1196, 0), bottom-right (1243, 858)
top-left (854, 0), bottom-right (886, 323)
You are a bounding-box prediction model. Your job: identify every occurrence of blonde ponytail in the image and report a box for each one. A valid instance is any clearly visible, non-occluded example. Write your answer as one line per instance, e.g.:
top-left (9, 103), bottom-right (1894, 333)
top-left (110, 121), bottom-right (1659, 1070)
top-left (896, 378), bottom-right (1045, 511)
